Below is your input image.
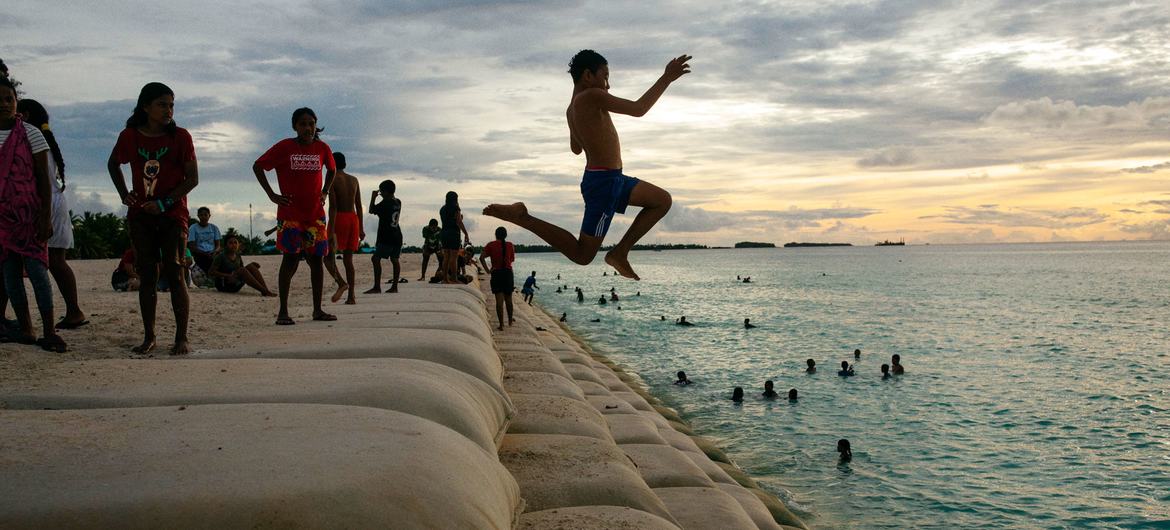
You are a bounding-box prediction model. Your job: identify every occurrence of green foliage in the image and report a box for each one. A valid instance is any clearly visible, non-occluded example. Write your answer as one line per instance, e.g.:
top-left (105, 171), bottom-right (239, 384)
top-left (69, 211), bottom-right (129, 259)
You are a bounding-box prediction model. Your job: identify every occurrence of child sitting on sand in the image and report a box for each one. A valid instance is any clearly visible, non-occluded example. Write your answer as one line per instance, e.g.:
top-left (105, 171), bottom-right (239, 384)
top-left (208, 235), bottom-right (275, 296)
top-left (484, 50), bottom-right (691, 281)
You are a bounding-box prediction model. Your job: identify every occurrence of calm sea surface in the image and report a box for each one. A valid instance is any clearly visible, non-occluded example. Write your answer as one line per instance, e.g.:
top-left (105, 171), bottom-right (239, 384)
top-left (517, 242), bottom-right (1169, 529)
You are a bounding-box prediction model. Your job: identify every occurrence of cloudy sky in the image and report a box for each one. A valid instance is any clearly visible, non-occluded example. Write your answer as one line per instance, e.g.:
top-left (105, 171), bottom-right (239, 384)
top-left (5, 0), bottom-right (1169, 246)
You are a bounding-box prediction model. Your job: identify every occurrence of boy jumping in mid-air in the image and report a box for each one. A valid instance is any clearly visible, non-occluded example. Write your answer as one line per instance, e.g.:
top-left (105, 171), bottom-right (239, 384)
top-left (484, 50), bottom-right (690, 280)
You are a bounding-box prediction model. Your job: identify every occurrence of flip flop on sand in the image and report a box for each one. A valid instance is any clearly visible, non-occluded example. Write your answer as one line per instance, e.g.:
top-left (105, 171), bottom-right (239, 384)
top-left (1, 331), bottom-right (36, 345)
top-left (36, 335), bottom-right (67, 353)
top-left (312, 312), bottom-right (337, 322)
top-left (330, 284), bottom-right (347, 303)
top-left (275, 316), bottom-right (296, 326)
top-left (55, 318), bottom-right (90, 330)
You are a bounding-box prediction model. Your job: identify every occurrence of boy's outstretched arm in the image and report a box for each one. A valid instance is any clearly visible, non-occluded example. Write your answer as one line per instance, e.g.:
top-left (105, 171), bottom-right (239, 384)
top-left (597, 54), bottom-right (692, 117)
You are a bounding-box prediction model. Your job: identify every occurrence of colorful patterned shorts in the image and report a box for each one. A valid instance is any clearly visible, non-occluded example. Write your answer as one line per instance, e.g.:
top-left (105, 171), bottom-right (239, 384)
top-left (276, 217), bottom-right (329, 257)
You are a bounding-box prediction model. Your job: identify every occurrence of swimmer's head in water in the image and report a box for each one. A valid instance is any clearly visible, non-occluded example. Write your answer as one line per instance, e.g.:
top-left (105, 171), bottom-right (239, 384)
top-left (807, 359), bottom-right (816, 368)
top-left (841, 361), bottom-right (849, 369)
top-left (854, 348), bottom-right (861, 357)
top-left (881, 364), bottom-right (890, 373)
top-left (732, 387), bottom-right (744, 401)
top-left (892, 354), bottom-right (901, 363)
top-left (745, 318), bottom-right (751, 324)
top-left (495, 226), bottom-right (507, 240)
top-left (764, 380), bottom-right (774, 391)
top-left (789, 388), bottom-right (798, 399)
top-left (838, 438), bottom-right (852, 457)
top-left (677, 371), bottom-right (687, 380)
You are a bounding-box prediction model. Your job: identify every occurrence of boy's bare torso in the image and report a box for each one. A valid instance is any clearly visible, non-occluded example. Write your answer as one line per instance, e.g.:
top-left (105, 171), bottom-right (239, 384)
top-left (330, 170), bottom-right (358, 212)
top-left (568, 92), bottom-right (622, 169)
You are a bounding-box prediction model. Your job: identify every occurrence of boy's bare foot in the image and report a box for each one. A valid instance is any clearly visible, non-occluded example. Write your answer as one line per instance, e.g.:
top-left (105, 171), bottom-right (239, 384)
top-left (132, 338), bottom-right (156, 354)
top-left (331, 283), bottom-right (347, 303)
top-left (483, 202), bottom-right (528, 223)
top-left (497, 325), bottom-right (504, 331)
top-left (345, 298), bottom-right (356, 305)
top-left (312, 311), bottom-right (337, 321)
top-left (275, 315), bottom-right (295, 325)
top-left (363, 286), bottom-right (381, 294)
top-left (262, 290), bottom-right (277, 297)
top-left (170, 340), bottom-right (190, 356)
top-left (388, 286), bottom-right (398, 293)
top-left (605, 250), bottom-right (640, 280)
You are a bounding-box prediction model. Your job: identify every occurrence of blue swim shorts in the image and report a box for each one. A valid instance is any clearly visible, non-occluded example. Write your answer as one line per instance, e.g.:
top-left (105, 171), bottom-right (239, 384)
top-left (579, 168), bottom-right (639, 239)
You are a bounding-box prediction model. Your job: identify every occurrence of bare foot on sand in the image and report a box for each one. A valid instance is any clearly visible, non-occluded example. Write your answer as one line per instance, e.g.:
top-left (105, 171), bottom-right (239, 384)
top-left (331, 283), bottom-right (348, 303)
top-left (132, 337), bottom-right (156, 355)
top-left (170, 340), bottom-right (190, 356)
top-left (483, 202), bottom-right (528, 223)
top-left (605, 250), bottom-right (640, 280)
top-left (497, 324), bottom-right (504, 331)
top-left (387, 286), bottom-right (398, 293)
top-left (345, 298), bottom-right (356, 305)
top-left (313, 311), bottom-right (337, 322)
top-left (363, 286), bottom-right (381, 294)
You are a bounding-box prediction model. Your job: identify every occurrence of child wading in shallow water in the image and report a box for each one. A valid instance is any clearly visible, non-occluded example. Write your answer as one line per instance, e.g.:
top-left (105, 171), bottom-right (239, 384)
top-left (108, 82), bottom-right (199, 355)
top-left (484, 49), bottom-right (691, 280)
top-left (253, 107), bottom-right (337, 325)
top-left (0, 76), bottom-right (64, 351)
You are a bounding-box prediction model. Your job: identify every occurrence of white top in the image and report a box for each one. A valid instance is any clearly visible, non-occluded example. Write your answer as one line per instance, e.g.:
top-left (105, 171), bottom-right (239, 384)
top-left (0, 122), bottom-right (49, 154)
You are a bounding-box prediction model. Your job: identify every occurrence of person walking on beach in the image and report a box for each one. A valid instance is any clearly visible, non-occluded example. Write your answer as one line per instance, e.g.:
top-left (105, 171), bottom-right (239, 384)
top-left (418, 219), bottom-right (441, 281)
top-left (521, 271), bottom-right (538, 304)
top-left (0, 79), bottom-right (63, 351)
top-left (481, 226), bottom-right (515, 330)
top-left (365, 179), bottom-right (402, 294)
top-left (439, 191), bottom-right (470, 284)
top-left (326, 152), bottom-right (363, 304)
top-left (17, 99), bottom-right (87, 330)
top-left (253, 107), bottom-right (337, 325)
top-left (108, 82), bottom-right (198, 354)
top-left (483, 50), bottom-right (691, 280)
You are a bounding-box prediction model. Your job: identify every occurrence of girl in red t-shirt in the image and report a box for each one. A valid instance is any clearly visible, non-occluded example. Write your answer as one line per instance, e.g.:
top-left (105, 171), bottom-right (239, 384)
top-left (107, 82), bottom-right (199, 356)
top-left (252, 107), bottom-right (338, 326)
top-left (482, 226), bottom-right (516, 330)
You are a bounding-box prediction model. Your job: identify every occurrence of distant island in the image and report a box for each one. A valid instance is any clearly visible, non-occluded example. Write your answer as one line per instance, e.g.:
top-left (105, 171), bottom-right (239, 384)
top-left (734, 242), bottom-right (776, 248)
top-left (875, 238), bottom-right (906, 246)
top-left (783, 242), bottom-right (853, 247)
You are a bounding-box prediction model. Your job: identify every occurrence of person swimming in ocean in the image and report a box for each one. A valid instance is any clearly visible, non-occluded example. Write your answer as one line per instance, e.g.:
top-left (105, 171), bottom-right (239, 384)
top-left (560, 312), bottom-right (567, 322)
top-left (744, 318), bottom-right (756, 329)
top-left (854, 348), bottom-right (861, 359)
top-left (576, 287), bottom-right (584, 303)
top-left (598, 296), bottom-right (607, 305)
top-left (676, 316), bottom-right (694, 326)
top-left (837, 439), bottom-right (852, 462)
top-left (660, 315), bottom-right (666, 321)
top-left (674, 370), bottom-right (691, 385)
top-left (891, 354), bottom-right (905, 374)
top-left (589, 318), bottom-right (601, 322)
top-left (838, 361), bottom-right (854, 377)
top-left (881, 363), bottom-right (891, 380)
top-left (762, 380), bottom-right (778, 399)
top-left (806, 359), bottom-right (816, 373)
top-left (742, 276), bottom-right (751, 283)
top-left (788, 388), bottom-right (798, 401)
top-left (731, 387), bottom-right (744, 403)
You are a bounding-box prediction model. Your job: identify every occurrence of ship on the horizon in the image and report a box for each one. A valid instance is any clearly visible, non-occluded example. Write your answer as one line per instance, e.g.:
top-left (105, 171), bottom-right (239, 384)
top-left (876, 238), bottom-right (905, 246)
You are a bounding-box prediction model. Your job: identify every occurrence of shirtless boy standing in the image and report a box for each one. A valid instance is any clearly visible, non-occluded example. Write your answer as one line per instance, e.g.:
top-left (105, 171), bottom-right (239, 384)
top-left (484, 50), bottom-right (690, 280)
top-left (327, 152), bottom-right (364, 304)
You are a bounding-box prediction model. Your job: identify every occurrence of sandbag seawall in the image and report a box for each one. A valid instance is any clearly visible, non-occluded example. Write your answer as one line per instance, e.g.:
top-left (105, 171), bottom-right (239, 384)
top-left (0, 281), bottom-right (525, 529)
top-left (485, 284), bottom-right (808, 530)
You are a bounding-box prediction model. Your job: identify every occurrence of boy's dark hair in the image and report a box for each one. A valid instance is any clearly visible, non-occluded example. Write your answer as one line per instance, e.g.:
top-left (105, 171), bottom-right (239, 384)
top-left (197, 206), bottom-right (211, 215)
top-left (126, 82), bottom-right (177, 135)
top-left (333, 152), bottom-right (346, 170)
top-left (428, 218), bottom-right (438, 226)
top-left (0, 59), bottom-right (20, 94)
top-left (0, 58), bottom-right (8, 78)
top-left (291, 107), bottom-right (323, 140)
top-left (379, 179), bottom-right (395, 196)
top-left (15, 99), bottom-right (65, 182)
top-left (568, 49), bottom-right (607, 83)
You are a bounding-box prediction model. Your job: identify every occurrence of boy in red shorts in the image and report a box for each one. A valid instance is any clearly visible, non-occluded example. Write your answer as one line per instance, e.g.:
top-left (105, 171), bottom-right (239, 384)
top-left (327, 152), bottom-right (363, 304)
top-left (253, 107), bottom-right (337, 325)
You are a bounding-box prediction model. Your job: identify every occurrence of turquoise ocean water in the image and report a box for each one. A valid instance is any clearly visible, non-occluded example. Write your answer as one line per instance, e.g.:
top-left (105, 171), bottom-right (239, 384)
top-left (515, 242), bottom-right (1169, 529)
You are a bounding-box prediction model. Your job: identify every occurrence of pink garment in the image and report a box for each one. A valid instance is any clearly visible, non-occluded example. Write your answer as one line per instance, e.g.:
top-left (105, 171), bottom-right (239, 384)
top-left (0, 119), bottom-right (48, 265)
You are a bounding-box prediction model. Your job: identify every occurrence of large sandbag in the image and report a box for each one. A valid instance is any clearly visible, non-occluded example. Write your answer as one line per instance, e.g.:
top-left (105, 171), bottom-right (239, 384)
top-left (692, 435), bottom-right (733, 464)
top-left (508, 394), bottom-right (613, 441)
top-left (518, 506), bottom-right (680, 530)
top-left (587, 395), bottom-right (640, 415)
top-left (715, 483), bottom-right (786, 530)
top-left (196, 328), bottom-right (505, 394)
top-left (747, 487), bottom-right (808, 530)
top-left (555, 349), bottom-right (594, 366)
top-left (620, 444), bottom-right (715, 489)
top-left (715, 461), bottom-right (759, 489)
top-left (0, 405), bottom-right (522, 529)
top-left (639, 410), bottom-right (674, 430)
top-left (503, 371), bottom-right (585, 400)
top-left (0, 358), bottom-right (512, 452)
top-left (654, 487), bottom-right (759, 530)
top-left (684, 452), bottom-right (740, 485)
top-left (654, 404), bottom-right (685, 423)
top-left (563, 363), bottom-right (606, 386)
top-left (606, 414), bottom-right (669, 445)
top-left (596, 370), bottom-right (628, 391)
top-left (575, 380), bottom-right (613, 396)
top-left (327, 310), bottom-right (493, 343)
top-left (657, 427), bottom-right (704, 454)
top-left (613, 391), bottom-right (655, 412)
top-left (499, 350), bottom-right (574, 380)
top-left (498, 434), bottom-right (676, 523)
top-left (328, 300), bottom-right (484, 324)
